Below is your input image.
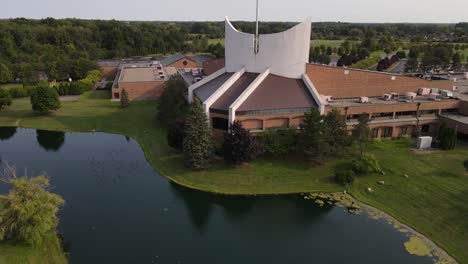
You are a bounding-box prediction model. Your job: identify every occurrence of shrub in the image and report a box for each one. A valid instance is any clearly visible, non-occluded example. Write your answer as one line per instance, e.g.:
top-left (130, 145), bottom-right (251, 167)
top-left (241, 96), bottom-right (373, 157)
top-left (464, 160), bottom-right (468, 171)
top-left (335, 169), bottom-right (356, 185)
top-left (8, 86), bottom-right (32, 98)
top-left (0, 87), bottom-right (12, 110)
top-left (30, 83), bottom-right (61, 113)
top-left (258, 128), bottom-right (297, 156)
top-left (120, 89), bottom-right (130, 108)
top-left (223, 121), bottom-right (262, 164)
top-left (351, 154), bottom-right (381, 175)
top-left (167, 119), bottom-right (186, 150)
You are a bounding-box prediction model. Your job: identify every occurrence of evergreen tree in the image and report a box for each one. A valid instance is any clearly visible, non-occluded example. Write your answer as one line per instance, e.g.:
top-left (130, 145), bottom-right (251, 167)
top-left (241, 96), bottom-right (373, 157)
top-left (183, 100), bottom-right (214, 169)
top-left (223, 121), bottom-right (261, 164)
top-left (300, 108), bottom-right (328, 160)
top-left (439, 123), bottom-right (457, 150)
top-left (323, 108), bottom-right (349, 155)
top-left (30, 82), bottom-right (61, 113)
top-left (0, 87), bottom-right (12, 110)
top-left (0, 175), bottom-right (64, 246)
top-left (354, 113), bottom-right (371, 155)
top-left (167, 119), bottom-right (186, 151)
top-left (157, 77), bottom-right (188, 127)
top-left (120, 88), bottom-right (130, 108)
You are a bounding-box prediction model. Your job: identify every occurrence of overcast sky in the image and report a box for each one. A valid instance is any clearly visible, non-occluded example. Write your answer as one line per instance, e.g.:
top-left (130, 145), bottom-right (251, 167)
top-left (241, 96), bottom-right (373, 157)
top-left (1, 0), bottom-right (467, 23)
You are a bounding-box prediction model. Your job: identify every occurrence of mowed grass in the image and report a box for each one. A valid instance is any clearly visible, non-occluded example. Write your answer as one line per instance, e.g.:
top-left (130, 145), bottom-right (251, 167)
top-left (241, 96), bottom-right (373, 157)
top-left (311, 39), bottom-right (360, 48)
top-left (0, 196), bottom-right (67, 264)
top-left (0, 91), bottom-right (468, 263)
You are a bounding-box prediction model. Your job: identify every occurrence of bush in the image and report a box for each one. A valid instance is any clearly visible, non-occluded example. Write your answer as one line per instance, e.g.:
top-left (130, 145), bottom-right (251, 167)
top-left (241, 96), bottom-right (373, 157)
top-left (351, 154), bottom-right (381, 175)
top-left (8, 85), bottom-right (33, 98)
top-left (30, 83), bottom-right (61, 113)
top-left (464, 160), bottom-right (468, 171)
top-left (120, 89), bottom-right (130, 108)
top-left (167, 119), bottom-right (186, 150)
top-left (335, 169), bottom-right (356, 185)
top-left (0, 87), bottom-right (12, 110)
top-left (258, 128), bottom-right (298, 156)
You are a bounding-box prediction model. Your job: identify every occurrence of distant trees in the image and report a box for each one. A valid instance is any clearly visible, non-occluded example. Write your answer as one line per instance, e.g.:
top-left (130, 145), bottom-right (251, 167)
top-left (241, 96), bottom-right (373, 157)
top-left (30, 82), bottom-right (61, 113)
top-left (0, 175), bottom-right (64, 246)
top-left (0, 64), bottom-right (13, 83)
top-left (120, 89), bottom-right (130, 108)
top-left (183, 100), bottom-right (214, 169)
top-left (223, 121), bottom-right (261, 164)
top-left (0, 87), bottom-right (12, 110)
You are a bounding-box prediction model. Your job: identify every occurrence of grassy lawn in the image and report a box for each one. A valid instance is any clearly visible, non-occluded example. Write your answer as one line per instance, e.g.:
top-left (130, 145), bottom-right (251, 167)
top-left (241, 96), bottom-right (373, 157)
top-left (311, 39), bottom-right (360, 48)
top-left (0, 91), bottom-right (467, 263)
top-left (351, 50), bottom-right (385, 69)
top-left (0, 196), bottom-right (67, 264)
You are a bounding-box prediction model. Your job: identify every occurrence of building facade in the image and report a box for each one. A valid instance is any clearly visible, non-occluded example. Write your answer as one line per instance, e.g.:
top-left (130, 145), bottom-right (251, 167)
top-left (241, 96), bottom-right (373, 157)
top-left (188, 18), bottom-right (468, 139)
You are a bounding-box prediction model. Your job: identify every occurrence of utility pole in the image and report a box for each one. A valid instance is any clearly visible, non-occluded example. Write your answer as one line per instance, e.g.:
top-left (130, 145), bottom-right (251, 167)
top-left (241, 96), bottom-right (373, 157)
top-left (254, 0), bottom-right (260, 54)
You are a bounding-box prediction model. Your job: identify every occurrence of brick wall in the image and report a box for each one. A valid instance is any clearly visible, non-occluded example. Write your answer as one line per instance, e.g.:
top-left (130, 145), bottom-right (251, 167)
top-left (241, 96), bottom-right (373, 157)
top-left (115, 81), bottom-right (166, 100)
top-left (307, 64), bottom-right (454, 98)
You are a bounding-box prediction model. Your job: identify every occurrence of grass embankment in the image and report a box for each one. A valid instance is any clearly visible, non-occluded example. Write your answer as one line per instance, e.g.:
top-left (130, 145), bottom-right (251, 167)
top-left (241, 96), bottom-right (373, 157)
top-left (0, 91), bottom-right (467, 263)
top-left (351, 50), bottom-right (385, 69)
top-left (0, 196), bottom-right (67, 264)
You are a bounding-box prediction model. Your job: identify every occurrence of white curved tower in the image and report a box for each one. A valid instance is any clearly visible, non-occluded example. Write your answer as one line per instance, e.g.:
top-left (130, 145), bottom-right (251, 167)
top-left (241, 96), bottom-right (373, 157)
top-left (224, 17), bottom-right (312, 79)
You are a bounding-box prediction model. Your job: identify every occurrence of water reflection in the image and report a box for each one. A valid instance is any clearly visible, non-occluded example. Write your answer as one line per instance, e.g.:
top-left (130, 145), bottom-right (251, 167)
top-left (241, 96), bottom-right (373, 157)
top-left (36, 130), bottom-right (65, 152)
top-left (0, 127), bottom-right (16, 141)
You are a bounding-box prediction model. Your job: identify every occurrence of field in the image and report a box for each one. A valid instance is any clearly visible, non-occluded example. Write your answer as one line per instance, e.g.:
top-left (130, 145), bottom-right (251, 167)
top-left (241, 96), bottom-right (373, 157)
top-left (0, 91), bottom-right (467, 263)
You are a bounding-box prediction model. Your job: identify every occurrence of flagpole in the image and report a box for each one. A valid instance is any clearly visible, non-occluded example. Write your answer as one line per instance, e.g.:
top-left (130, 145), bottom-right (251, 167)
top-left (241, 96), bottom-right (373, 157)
top-left (255, 0), bottom-right (259, 54)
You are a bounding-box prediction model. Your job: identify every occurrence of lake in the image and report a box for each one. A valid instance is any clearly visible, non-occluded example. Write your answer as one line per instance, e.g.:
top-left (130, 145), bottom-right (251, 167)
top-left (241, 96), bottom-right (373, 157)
top-left (0, 127), bottom-right (438, 264)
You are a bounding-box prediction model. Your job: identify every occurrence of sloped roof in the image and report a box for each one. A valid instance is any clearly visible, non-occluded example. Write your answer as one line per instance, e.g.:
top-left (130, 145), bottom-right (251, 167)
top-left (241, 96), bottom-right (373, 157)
top-left (237, 74), bottom-right (316, 112)
top-left (211, 73), bottom-right (259, 111)
top-left (193, 73), bottom-right (234, 102)
top-left (161, 54), bottom-right (194, 67)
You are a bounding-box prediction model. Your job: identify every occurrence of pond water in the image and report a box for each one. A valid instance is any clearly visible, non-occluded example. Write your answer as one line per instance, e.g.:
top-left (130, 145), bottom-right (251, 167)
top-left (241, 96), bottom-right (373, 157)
top-left (0, 127), bottom-right (437, 264)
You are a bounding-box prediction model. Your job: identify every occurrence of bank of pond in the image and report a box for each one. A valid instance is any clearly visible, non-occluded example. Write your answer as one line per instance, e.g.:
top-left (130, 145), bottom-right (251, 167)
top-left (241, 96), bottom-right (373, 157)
top-left (0, 127), bottom-right (456, 264)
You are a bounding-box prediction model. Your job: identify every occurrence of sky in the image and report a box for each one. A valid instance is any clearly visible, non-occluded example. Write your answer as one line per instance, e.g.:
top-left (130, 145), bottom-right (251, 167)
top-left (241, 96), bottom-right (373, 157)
top-left (1, 0), bottom-right (468, 23)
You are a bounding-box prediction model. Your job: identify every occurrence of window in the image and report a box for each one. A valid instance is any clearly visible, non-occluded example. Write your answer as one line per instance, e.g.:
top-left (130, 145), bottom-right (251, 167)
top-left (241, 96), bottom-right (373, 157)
top-left (372, 128), bottom-right (379, 138)
top-left (396, 111), bottom-right (417, 117)
top-left (372, 112), bottom-right (393, 119)
top-left (441, 108), bottom-right (458, 114)
top-left (419, 110), bottom-right (438, 115)
top-left (382, 127), bottom-right (393, 138)
top-left (212, 117), bottom-right (229, 131)
top-left (399, 127), bottom-right (409, 136)
top-left (114, 92), bottom-right (120, 99)
top-left (182, 60), bottom-right (188, 66)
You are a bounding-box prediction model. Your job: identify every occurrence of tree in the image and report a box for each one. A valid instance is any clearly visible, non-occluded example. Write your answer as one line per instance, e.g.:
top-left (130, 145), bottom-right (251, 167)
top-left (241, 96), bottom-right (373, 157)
top-left (120, 88), bottom-right (130, 108)
top-left (223, 121), bottom-right (261, 164)
top-left (452, 52), bottom-right (462, 70)
top-left (0, 63), bottom-right (13, 83)
top-left (157, 77), bottom-right (188, 127)
top-left (0, 87), bottom-right (12, 110)
top-left (323, 108), bottom-right (349, 155)
top-left (0, 175), bottom-right (64, 246)
top-left (167, 119), bottom-right (186, 150)
top-left (30, 82), bottom-right (61, 113)
top-left (464, 160), bottom-right (468, 171)
top-left (438, 123), bottom-right (457, 150)
top-left (300, 108), bottom-right (328, 161)
top-left (183, 100), bottom-right (214, 169)
top-left (354, 113), bottom-right (371, 155)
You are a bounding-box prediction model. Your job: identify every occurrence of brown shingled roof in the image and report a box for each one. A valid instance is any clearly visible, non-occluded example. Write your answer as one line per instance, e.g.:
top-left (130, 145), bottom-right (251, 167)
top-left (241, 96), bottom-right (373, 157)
top-left (306, 64), bottom-right (454, 99)
top-left (203, 58), bottom-right (225, 76)
top-left (211, 72), bottom-right (259, 111)
top-left (237, 74), bottom-right (316, 112)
